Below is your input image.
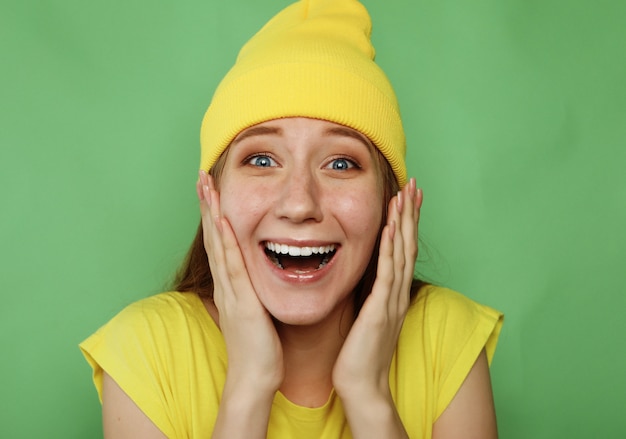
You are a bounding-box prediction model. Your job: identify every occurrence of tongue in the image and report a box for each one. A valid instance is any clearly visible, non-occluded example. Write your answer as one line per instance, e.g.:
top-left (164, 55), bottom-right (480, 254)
top-left (280, 254), bottom-right (324, 272)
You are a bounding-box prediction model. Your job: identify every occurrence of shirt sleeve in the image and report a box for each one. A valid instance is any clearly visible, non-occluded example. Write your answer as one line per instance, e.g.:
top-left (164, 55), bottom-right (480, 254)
top-left (422, 287), bottom-right (503, 420)
top-left (79, 295), bottom-right (184, 438)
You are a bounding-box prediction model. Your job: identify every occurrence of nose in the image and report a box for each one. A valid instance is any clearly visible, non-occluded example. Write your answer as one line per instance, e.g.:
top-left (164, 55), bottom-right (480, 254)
top-left (274, 169), bottom-right (323, 223)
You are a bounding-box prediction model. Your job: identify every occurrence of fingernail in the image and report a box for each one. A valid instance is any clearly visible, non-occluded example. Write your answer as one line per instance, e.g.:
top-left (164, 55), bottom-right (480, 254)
top-left (396, 190), bottom-right (403, 212)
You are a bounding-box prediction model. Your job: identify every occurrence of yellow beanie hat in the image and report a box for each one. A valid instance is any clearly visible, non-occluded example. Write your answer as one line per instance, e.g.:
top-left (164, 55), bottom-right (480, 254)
top-left (200, 0), bottom-right (407, 186)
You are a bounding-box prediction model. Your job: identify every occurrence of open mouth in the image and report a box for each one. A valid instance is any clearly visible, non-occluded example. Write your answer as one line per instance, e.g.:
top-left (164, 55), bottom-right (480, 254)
top-left (264, 241), bottom-right (337, 273)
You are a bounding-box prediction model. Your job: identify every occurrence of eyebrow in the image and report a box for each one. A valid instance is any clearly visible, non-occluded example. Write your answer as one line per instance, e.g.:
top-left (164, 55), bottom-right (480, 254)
top-left (323, 126), bottom-right (373, 151)
top-left (232, 126), bottom-right (282, 145)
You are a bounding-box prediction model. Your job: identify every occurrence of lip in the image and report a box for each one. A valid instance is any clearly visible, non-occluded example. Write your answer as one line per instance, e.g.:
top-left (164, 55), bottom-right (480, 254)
top-left (260, 240), bottom-right (340, 284)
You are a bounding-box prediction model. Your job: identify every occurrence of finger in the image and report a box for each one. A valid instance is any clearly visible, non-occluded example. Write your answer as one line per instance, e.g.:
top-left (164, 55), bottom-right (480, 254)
top-left (198, 176), bottom-right (233, 312)
top-left (390, 189), bottom-right (408, 312)
top-left (200, 176), bottom-right (260, 308)
top-left (390, 179), bottom-right (419, 313)
top-left (415, 187), bottom-right (423, 233)
top-left (199, 176), bottom-right (219, 254)
top-left (363, 191), bottom-right (399, 312)
top-left (196, 176), bottom-right (204, 201)
top-left (197, 171), bottom-right (213, 252)
top-left (402, 178), bottom-right (418, 269)
top-left (218, 216), bottom-right (263, 309)
top-left (360, 219), bottom-right (395, 320)
top-left (404, 183), bottom-right (422, 283)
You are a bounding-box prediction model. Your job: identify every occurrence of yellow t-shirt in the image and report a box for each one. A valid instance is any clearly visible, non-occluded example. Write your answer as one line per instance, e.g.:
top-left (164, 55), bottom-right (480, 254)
top-left (80, 286), bottom-right (502, 438)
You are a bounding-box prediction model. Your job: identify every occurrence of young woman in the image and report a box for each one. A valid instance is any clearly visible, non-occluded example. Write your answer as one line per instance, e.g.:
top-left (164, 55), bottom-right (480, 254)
top-left (81, 1), bottom-right (503, 438)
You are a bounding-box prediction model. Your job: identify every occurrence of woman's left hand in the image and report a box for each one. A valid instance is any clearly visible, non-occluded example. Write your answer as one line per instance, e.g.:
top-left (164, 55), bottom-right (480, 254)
top-left (332, 178), bottom-right (422, 437)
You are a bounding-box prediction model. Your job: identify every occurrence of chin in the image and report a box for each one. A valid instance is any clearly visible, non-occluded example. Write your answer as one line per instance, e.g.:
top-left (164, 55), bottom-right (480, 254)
top-left (267, 304), bottom-right (328, 327)
top-left (262, 293), bottom-right (352, 328)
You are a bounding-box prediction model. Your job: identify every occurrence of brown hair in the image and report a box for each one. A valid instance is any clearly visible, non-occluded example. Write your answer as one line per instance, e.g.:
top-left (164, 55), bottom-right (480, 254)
top-left (172, 148), bottom-right (426, 315)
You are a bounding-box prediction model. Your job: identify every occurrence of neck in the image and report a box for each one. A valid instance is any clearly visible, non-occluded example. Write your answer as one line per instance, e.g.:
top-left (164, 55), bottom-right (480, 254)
top-left (275, 301), bottom-right (354, 407)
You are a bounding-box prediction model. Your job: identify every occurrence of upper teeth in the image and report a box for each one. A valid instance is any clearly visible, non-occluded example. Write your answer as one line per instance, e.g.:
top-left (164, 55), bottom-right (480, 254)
top-left (265, 242), bottom-right (336, 257)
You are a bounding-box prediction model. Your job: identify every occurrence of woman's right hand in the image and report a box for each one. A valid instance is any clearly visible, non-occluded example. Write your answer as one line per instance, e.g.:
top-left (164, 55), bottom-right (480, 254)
top-left (198, 171), bottom-right (283, 438)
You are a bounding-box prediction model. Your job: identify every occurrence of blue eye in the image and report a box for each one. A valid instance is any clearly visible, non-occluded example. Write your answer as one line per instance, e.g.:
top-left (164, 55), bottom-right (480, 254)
top-left (248, 155), bottom-right (276, 167)
top-left (330, 158), bottom-right (355, 171)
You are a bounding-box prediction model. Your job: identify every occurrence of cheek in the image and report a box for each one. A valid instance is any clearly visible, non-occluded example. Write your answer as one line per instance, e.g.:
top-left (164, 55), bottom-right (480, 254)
top-left (219, 183), bottom-right (271, 247)
top-left (334, 189), bottom-right (384, 238)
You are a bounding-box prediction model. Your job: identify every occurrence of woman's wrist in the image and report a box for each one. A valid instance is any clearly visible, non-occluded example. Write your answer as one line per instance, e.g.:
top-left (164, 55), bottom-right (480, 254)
top-left (338, 387), bottom-right (409, 439)
top-left (221, 374), bottom-right (278, 407)
top-left (212, 379), bottom-right (276, 439)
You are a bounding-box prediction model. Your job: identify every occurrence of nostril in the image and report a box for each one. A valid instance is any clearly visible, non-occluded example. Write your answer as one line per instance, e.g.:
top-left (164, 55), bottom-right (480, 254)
top-left (275, 180), bottom-right (323, 222)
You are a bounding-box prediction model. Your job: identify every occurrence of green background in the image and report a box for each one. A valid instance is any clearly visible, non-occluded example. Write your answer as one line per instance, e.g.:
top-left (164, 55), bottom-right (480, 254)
top-left (1, 0), bottom-right (625, 437)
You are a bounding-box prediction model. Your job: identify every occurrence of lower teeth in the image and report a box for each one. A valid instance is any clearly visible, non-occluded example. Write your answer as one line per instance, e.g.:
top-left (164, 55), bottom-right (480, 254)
top-left (318, 254), bottom-right (331, 269)
top-left (267, 251), bottom-right (333, 270)
top-left (269, 253), bottom-right (284, 269)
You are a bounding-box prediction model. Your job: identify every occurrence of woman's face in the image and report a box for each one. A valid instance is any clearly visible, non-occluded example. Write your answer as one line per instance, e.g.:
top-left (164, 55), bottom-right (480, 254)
top-left (218, 117), bottom-right (384, 326)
